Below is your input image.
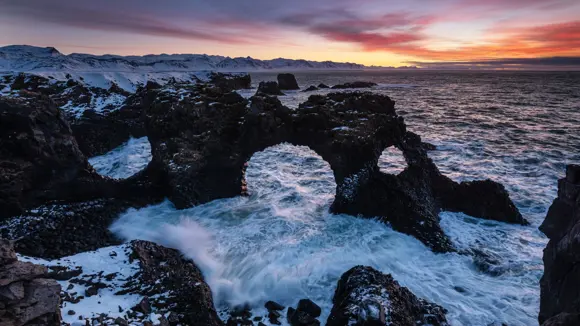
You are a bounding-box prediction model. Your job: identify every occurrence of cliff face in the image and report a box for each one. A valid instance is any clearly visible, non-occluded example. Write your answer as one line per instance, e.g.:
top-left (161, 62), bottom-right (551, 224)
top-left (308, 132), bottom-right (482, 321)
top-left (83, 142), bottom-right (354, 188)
top-left (539, 165), bottom-right (580, 325)
top-left (0, 239), bottom-right (61, 326)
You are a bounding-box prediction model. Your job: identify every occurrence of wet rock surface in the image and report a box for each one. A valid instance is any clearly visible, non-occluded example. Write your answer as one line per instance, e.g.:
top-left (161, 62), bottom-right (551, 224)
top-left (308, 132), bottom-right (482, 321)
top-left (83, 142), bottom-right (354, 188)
top-left (143, 85), bottom-right (525, 252)
top-left (121, 240), bottom-right (223, 326)
top-left (539, 165), bottom-right (580, 325)
top-left (327, 266), bottom-right (448, 326)
top-left (277, 73), bottom-right (299, 90)
top-left (0, 239), bottom-right (61, 326)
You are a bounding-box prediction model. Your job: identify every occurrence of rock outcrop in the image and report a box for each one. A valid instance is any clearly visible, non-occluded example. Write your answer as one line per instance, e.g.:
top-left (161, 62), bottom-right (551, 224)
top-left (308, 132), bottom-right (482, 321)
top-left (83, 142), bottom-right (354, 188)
top-left (0, 94), bottom-right (106, 219)
top-left (143, 86), bottom-right (525, 252)
top-left (331, 81), bottom-right (377, 89)
top-left (123, 240), bottom-right (223, 326)
top-left (277, 73), bottom-right (300, 90)
top-left (0, 93), bottom-right (163, 257)
top-left (0, 239), bottom-right (61, 326)
top-left (539, 165), bottom-right (580, 325)
top-left (327, 266), bottom-right (447, 326)
top-left (256, 81), bottom-right (284, 96)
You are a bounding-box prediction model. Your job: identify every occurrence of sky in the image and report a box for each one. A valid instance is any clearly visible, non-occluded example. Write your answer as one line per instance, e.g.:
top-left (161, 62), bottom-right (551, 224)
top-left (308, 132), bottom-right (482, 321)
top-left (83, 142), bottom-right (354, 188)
top-left (1, 0), bottom-right (579, 69)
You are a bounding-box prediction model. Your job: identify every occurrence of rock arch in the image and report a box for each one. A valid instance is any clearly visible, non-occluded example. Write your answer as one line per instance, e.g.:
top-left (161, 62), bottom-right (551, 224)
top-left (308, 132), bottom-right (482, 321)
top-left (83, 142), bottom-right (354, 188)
top-left (143, 84), bottom-right (528, 253)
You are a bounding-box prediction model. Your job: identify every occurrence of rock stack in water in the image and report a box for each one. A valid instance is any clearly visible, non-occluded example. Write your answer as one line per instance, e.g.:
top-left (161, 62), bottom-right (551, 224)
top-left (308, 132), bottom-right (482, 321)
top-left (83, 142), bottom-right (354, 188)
top-left (539, 165), bottom-right (580, 325)
top-left (277, 73), bottom-right (300, 90)
top-left (327, 266), bottom-right (447, 326)
top-left (0, 239), bottom-right (61, 326)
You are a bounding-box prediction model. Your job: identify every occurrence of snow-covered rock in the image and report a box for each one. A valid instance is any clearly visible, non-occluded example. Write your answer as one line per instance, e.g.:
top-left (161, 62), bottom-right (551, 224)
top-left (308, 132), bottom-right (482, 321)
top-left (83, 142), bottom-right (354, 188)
top-left (0, 45), bottom-right (366, 73)
top-left (326, 266), bottom-right (448, 326)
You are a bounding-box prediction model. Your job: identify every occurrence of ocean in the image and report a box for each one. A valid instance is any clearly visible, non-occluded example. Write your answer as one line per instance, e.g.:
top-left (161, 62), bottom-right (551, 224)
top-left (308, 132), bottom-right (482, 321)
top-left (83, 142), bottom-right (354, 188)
top-left (89, 70), bottom-right (580, 326)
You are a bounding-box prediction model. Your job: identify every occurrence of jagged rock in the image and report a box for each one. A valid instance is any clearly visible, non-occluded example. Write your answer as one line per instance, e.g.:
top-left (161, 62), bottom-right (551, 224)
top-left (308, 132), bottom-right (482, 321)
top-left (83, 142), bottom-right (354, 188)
top-left (330, 81), bottom-right (377, 89)
top-left (143, 87), bottom-right (524, 252)
top-left (122, 240), bottom-right (223, 326)
top-left (327, 266), bottom-right (447, 326)
top-left (539, 165), bottom-right (580, 324)
top-left (302, 85), bottom-right (318, 92)
top-left (317, 83), bottom-right (329, 89)
top-left (256, 81), bottom-right (284, 96)
top-left (297, 299), bottom-right (321, 318)
top-left (277, 73), bottom-right (299, 90)
top-left (0, 239), bottom-right (17, 265)
top-left (0, 239), bottom-right (61, 326)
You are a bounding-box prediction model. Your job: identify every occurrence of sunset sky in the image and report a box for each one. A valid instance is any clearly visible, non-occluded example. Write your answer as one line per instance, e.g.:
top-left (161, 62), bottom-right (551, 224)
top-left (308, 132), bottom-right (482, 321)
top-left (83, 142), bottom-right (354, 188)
top-left (1, 0), bottom-right (579, 68)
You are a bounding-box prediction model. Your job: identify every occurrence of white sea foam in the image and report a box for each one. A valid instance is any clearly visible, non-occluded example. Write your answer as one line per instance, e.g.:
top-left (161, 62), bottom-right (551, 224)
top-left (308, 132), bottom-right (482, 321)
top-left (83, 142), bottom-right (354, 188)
top-left (110, 143), bottom-right (544, 326)
top-left (88, 137), bottom-right (151, 179)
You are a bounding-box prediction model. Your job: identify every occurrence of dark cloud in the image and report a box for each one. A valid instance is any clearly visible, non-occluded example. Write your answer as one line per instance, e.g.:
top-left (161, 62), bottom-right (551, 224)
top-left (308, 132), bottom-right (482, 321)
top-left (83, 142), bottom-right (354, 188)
top-left (408, 57), bottom-right (580, 70)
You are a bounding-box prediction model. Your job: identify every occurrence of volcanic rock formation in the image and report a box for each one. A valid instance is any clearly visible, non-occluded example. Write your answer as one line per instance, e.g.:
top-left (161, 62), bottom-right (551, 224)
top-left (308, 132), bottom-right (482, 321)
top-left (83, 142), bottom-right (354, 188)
top-left (539, 165), bottom-right (580, 325)
top-left (327, 266), bottom-right (447, 326)
top-left (143, 85), bottom-right (525, 252)
top-left (277, 73), bottom-right (300, 90)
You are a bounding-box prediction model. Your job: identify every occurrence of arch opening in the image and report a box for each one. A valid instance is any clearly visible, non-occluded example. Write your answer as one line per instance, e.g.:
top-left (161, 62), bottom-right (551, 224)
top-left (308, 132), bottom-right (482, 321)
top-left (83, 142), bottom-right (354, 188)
top-left (88, 136), bottom-right (152, 179)
top-left (378, 146), bottom-right (408, 175)
top-left (244, 143), bottom-right (336, 207)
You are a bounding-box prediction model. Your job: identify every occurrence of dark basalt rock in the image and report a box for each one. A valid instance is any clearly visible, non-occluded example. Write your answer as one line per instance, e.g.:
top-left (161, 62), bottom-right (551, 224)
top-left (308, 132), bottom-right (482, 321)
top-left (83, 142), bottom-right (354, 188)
top-left (330, 81), bottom-right (377, 89)
top-left (0, 94), bottom-right (103, 220)
top-left (256, 81), bottom-right (285, 96)
top-left (317, 83), bottom-right (329, 89)
top-left (143, 87), bottom-right (524, 252)
top-left (327, 266), bottom-right (447, 326)
top-left (209, 72), bottom-right (252, 92)
top-left (539, 165), bottom-right (580, 324)
top-left (277, 73), bottom-right (300, 90)
top-left (302, 85), bottom-right (319, 92)
top-left (124, 240), bottom-right (223, 326)
top-left (0, 94), bottom-right (163, 255)
top-left (542, 313), bottom-right (580, 326)
top-left (0, 239), bottom-right (61, 326)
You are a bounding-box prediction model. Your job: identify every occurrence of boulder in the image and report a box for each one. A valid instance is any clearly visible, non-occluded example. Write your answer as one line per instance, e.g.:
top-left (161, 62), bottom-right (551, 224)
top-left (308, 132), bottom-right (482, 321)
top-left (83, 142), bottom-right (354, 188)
top-left (143, 86), bottom-right (524, 252)
top-left (0, 239), bottom-right (61, 326)
top-left (539, 165), bottom-right (580, 324)
top-left (256, 81), bottom-right (285, 96)
top-left (326, 266), bottom-right (447, 326)
top-left (330, 81), bottom-right (377, 89)
top-left (277, 73), bottom-right (299, 90)
top-left (123, 240), bottom-right (223, 326)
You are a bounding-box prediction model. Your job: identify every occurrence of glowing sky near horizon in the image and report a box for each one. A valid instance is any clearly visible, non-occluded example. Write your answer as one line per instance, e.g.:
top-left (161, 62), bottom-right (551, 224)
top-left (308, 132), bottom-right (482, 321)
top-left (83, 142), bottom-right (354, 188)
top-left (1, 0), bottom-right (579, 67)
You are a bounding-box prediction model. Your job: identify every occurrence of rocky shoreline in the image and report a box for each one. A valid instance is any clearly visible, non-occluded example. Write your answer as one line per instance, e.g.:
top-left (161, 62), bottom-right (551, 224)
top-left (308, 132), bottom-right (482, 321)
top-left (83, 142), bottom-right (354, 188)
top-left (0, 71), bottom-right (575, 325)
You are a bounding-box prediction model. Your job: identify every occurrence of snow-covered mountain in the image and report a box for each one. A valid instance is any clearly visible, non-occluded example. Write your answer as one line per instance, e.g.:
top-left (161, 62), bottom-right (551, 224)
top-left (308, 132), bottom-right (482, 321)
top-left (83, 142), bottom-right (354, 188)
top-left (0, 45), bottom-right (368, 72)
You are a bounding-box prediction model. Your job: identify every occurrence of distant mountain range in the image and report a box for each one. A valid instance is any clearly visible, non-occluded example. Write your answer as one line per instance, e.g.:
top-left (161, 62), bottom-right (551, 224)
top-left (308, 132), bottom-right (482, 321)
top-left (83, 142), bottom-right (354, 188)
top-left (0, 45), bottom-right (417, 72)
